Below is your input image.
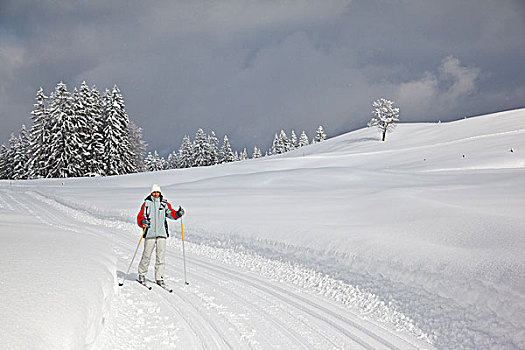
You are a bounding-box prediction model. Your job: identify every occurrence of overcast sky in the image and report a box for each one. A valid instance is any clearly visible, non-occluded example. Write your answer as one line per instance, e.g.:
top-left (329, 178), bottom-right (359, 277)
top-left (1, 0), bottom-right (524, 155)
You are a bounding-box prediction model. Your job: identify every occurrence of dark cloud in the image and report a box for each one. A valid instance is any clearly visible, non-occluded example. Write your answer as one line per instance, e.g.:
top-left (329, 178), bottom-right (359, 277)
top-left (1, 0), bottom-right (524, 155)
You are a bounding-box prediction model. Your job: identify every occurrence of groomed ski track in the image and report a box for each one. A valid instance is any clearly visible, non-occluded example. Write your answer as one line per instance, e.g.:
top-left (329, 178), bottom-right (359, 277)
top-left (2, 188), bottom-right (433, 349)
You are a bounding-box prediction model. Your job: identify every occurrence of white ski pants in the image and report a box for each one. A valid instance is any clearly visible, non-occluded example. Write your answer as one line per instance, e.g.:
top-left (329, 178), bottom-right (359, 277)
top-left (138, 237), bottom-right (166, 281)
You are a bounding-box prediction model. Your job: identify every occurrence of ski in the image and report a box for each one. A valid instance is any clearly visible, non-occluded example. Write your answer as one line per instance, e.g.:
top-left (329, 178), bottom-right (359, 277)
top-left (137, 279), bottom-right (152, 290)
top-left (156, 283), bottom-right (173, 293)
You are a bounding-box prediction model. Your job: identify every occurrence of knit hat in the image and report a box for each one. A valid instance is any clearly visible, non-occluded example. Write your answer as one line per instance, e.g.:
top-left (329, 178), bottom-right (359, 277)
top-left (151, 184), bottom-right (162, 193)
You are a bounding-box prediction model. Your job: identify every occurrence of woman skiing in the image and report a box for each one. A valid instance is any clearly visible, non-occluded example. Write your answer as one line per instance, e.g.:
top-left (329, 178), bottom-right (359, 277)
top-left (136, 184), bottom-right (184, 287)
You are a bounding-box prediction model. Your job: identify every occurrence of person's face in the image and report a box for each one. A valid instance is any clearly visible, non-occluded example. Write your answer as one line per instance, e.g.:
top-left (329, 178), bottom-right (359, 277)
top-left (152, 191), bottom-right (160, 198)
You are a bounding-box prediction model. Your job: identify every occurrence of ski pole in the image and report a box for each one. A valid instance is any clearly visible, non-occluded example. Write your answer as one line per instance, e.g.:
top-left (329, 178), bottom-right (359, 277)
top-left (181, 216), bottom-right (189, 285)
top-left (119, 226), bottom-right (147, 287)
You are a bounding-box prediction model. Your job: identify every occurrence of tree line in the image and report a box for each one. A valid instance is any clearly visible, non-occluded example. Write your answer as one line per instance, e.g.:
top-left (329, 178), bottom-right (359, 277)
top-left (0, 82), bottom-right (147, 180)
top-left (143, 125), bottom-right (327, 172)
top-left (0, 82), bottom-right (329, 179)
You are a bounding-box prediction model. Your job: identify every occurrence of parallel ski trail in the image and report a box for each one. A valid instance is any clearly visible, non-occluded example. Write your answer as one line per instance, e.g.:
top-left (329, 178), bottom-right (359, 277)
top-left (154, 284), bottom-right (231, 349)
top-left (186, 260), bottom-right (344, 349)
top-left (163, 250), bottom-right (338, 349)
top-left (184, 254), bottom-right (410, 350)
top-left (0, 190), bottom-right (15, 210)
top-left (186, 268), bottom-right (323, 349)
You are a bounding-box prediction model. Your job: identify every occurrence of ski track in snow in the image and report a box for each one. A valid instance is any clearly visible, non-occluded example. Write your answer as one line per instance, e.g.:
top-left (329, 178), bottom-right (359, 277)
top-left (4, 190), bottom-right (226, 349)
top-left (0, 189), bottom-right (15, 210)
top-left (7, 188), bottom-right (434, 350)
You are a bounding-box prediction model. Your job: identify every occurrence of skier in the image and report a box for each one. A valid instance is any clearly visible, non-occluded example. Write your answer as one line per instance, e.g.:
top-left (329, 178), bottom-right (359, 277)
top-left (136, 184), bottom-right (184, 288)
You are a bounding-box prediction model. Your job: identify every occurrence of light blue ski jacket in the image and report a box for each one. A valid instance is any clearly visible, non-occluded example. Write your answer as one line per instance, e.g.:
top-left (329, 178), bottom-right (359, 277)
top-left (136, 194), bottom-right (181, 238)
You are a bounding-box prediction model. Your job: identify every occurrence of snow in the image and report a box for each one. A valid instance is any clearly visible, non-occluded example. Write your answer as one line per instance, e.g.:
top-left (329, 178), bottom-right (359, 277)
top-left (1, 108), bottom-right (524, 349)
top-left (0, 196), bottom-right (115, 349)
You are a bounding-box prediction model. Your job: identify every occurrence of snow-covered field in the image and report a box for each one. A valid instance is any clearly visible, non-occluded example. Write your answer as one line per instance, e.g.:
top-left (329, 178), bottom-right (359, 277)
top-left (1, 109), bottom-right (524, 349)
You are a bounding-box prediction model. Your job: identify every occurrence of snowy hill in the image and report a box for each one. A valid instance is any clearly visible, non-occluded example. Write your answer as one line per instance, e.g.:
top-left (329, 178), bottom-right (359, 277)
top-left (1, 109), bottom-right (524, 349)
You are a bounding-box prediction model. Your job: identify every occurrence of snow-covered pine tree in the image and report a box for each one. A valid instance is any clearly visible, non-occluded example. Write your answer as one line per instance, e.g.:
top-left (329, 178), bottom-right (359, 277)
top-left (208, 131), bottom-right (219, 165)
top-left (5, 133), bottom-right (19, 179)
top-left (271, 130), bottom-right (291, 154)
top-left (77, 82), bottom-right (92, 176)
top-left (103, 85), bottom-right (135, 175)
top-left (219, 135), bottom-right (234, 163)
top-left (0, 144), bottom-right (9, 179)
top-left (128, 121), bottom-right (148, 172)
top-left (299, 130), bottom-right (309, 147)
top-left (368, 97), bottom-right (400, 141)
top-left (102, 89), bottom-right (119, 175)
top-left (77, 82), bottom-right (103, 176)
top-left (12, 125), bottom-right (30, 179)
top-left (88, 85), bottom-right (106, 175)
top-left (279, 130), bottom-right (290, 152)
top-left (240, 148), bottom-right (248, 160)
top-left (144, 152), bottom-right (153, 171)
top-left (144, 151), bottom-right (152, 170)
top-left (167, 150), bottom-right (179, 169)
top-left (144, 151), bottom-right (166, 171)
top-left (47, 82), bottom-right (85, 178)
top-left (112, 85), bottom-right (136, 173)
top-left (290, 130), bottom-right (298, 150)
top-left (234, 151), bottom-right (239, 162)
top-left (193, 128), bottom-right (211, 167)
top-left (271, 134), bottom-right (279, 155)
top-left (158, 154), bottom-right (167, 171)
top-left (71, 87), bottom-right (92, 176)
top-left (252, 146), bottom-right (262, 159)
top-left (178, 135), bottom-right (193, 168)
top-left (27, 87), bottom-right (50, 178)
top-left (314, 125), bottom-right (327, 143)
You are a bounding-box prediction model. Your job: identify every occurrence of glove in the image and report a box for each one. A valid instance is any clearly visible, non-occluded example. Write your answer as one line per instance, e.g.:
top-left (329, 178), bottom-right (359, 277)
top-left (176, 206), bottom-right (185, 218)
top-left (141, 219), bottom-right (150, 228)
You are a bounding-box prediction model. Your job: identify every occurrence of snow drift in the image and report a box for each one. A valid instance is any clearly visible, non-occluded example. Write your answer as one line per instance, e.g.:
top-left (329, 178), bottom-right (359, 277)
top-left (1, 108), bottom-right (524, 349)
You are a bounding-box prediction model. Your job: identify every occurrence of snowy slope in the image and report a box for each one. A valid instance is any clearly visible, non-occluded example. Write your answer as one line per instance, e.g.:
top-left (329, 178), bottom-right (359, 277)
top-left (1, 108), bottom-right (524, 349)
